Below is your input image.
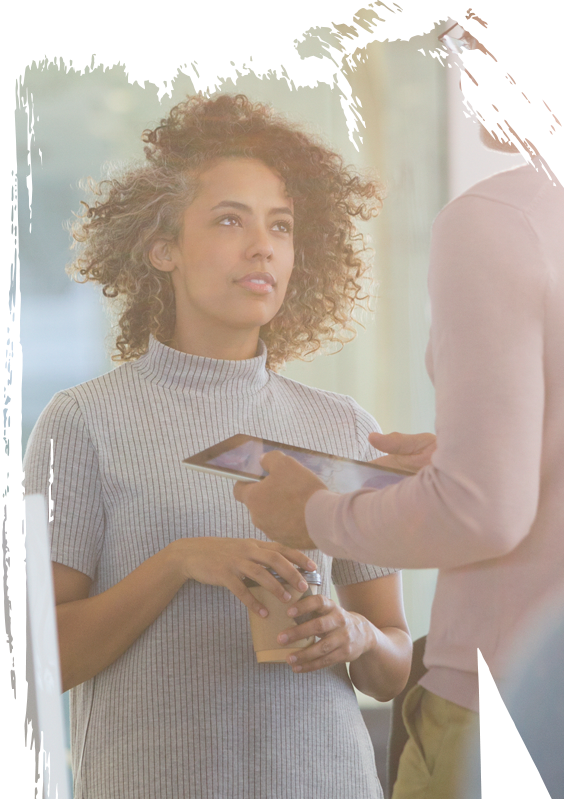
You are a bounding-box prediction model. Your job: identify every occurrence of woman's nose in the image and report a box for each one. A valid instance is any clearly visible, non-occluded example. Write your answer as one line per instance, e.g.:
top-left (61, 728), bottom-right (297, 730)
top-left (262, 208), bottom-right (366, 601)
top-left (245, 227), bottom-right (274, 261)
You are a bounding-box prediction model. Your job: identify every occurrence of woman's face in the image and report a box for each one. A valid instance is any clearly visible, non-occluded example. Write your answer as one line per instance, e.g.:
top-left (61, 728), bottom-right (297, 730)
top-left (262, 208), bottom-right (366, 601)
top-left (153, 157), bottom-right (295, 347)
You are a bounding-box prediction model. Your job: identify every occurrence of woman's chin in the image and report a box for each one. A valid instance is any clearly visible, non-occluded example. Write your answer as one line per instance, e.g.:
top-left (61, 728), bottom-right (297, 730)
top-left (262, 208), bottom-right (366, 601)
top-left (222, 301), bottom-right (284, 331)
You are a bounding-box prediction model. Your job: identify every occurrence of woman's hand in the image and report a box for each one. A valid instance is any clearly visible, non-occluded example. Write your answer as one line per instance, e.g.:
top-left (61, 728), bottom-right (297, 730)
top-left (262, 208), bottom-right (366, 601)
top-left (169, 537), bottom-right (317, 618)
top-left (276, 593), bottom-right (374, 673)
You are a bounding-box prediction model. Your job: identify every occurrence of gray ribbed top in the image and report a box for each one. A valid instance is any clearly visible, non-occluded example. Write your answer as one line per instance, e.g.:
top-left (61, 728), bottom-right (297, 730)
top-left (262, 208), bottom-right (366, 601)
top-left (24, 337), bottom-right (393, 799)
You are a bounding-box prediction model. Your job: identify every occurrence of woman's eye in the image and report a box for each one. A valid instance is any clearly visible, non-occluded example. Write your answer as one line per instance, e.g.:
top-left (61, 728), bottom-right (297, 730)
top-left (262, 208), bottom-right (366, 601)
top-left (218, 215), bottom-right (241, 226)
top-left (273, 220), bottom-right (293, 233)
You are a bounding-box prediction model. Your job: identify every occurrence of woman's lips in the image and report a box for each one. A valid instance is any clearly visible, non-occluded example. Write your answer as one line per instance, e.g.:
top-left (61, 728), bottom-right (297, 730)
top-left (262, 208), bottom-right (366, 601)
top-left (235, 272), bottom-right (276, 294)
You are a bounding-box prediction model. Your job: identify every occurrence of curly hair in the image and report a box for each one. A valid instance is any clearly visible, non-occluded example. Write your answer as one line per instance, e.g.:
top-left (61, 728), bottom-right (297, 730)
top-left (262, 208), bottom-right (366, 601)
top-left (69, 94), bottom-right (385, 370)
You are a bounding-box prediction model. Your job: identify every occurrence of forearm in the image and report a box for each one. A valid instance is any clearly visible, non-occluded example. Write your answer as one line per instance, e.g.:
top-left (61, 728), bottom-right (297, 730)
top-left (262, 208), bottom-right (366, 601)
top-left (57, 543), bottom-right (186, 691)
top-left (348, 621), bottom-right (412, 702)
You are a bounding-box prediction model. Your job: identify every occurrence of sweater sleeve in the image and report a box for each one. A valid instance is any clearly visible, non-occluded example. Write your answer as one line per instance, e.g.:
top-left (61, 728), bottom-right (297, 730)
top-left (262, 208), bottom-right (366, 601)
top-left (23, 391), bottom-right (105, 579)
top-left (306, 194), bottom-right (548, 569)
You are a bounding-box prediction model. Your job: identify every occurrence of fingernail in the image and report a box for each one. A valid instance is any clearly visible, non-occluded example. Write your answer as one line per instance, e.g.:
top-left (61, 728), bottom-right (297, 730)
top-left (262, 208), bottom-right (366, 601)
top-left (287, 607), bottom-right (297, 617)
top-left (307, 561), bottom-right (316, 570)
top-left (288, 655), bottom-right (296, 664)
top-left (278, 633), bottom-right (289, 644)
top-left (293, 665), bottom-right (302, 673)
top-left (283, 591), bottom-right (292, 602)
top-left (298, 581), bottom-right (308, 591)
top-left (259, 608), bottom-right (268, 617)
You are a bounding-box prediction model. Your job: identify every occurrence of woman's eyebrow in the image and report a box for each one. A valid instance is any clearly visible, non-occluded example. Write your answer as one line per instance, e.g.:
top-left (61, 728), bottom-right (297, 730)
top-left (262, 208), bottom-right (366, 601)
top-left (210, 200), bottom-right (294, 216)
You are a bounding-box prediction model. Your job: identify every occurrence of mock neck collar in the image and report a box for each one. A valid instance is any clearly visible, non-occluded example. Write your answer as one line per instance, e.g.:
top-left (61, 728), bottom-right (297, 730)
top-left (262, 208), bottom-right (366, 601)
top-left (133, 336), bottom-right (270, 396)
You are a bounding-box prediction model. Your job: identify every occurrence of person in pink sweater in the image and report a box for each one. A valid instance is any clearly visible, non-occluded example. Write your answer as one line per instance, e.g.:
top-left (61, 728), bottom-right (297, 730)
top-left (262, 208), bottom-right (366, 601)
top-left (234, 23), bottom-right (564, 798)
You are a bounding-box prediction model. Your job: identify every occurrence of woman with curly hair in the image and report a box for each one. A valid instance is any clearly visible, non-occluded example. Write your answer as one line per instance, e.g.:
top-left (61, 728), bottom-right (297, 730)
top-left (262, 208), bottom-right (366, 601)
top-left (24, 94), bottom-right (412, 799)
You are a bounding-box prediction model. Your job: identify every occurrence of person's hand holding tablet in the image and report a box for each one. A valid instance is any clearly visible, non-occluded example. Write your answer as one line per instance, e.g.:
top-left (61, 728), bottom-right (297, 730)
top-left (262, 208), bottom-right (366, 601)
top-left (368, 431), bottom-right (436, 473)
top-left (233, 450), bottom-right (328, 549)
top-left (188, 433), bottom-right (409, 548)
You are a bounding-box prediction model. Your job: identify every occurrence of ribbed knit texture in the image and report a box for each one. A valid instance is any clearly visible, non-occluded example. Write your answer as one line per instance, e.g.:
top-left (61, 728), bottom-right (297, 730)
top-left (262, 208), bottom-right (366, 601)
top-left (24, 337), bottom-right (393, 799)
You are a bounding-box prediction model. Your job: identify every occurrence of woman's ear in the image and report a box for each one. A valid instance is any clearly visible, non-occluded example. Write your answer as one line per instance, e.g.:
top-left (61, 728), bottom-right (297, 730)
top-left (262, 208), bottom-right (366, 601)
top-left (149, 239), bottom-right (176, 273)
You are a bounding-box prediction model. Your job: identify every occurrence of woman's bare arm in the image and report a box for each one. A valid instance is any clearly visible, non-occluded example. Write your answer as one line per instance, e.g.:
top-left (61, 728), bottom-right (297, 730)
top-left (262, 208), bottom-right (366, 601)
top-left (54, 538), bottom-right (317, 692)
top-left (337, 573), bottom-right (412, 702)
top-left (54, 548), bottom-right (188, 692)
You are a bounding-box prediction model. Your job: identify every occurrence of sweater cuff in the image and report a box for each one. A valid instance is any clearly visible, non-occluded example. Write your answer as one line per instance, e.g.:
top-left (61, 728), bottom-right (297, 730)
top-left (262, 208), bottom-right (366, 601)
top-left (305, 490), bottom-right (353, 559)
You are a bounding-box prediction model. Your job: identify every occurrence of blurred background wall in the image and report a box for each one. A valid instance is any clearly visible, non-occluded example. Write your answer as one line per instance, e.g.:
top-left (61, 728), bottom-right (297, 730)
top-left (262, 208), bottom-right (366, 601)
top-left (17, 25), bottom-right (525, 792)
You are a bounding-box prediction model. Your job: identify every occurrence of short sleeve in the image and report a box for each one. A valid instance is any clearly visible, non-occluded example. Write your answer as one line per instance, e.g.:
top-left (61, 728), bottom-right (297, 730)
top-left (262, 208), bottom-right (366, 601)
top-left (23, 391), bottom-right (105, 579)
top-left (331, 397), bottom-right (398, 586)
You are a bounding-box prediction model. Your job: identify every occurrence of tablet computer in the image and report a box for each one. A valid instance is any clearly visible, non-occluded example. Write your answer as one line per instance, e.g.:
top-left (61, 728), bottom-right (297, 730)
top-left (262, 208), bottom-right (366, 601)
top-left (182, 434), bottom-right (411, 494)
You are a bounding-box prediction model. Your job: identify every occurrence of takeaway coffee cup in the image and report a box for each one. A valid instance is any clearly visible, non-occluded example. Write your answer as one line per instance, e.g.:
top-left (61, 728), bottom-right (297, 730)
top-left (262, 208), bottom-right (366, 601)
top-left (243, 568), bottom-right (322, 663)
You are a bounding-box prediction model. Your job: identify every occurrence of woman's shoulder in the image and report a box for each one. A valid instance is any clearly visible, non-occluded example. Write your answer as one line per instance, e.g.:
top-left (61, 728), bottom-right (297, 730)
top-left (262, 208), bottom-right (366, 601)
top-left (54, 361), bottom-right (137, 405)
top-left (267, 371), bottom-right (381, 438)
top-left (269, 370), bottom-right (351, 405)
top-left (24, 363), bottom-right (142, 479)
top-left (31, 363), bottom-right (137, 437)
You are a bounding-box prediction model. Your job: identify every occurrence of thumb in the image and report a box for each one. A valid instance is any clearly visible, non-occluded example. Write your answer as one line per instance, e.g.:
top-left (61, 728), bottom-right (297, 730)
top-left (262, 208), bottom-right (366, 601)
top-left (368, 431), bottom-right (411, 455)
top-left (259, 449), bottom-right (288, 473)
top-left (369, 431), bottom-right (436, 457)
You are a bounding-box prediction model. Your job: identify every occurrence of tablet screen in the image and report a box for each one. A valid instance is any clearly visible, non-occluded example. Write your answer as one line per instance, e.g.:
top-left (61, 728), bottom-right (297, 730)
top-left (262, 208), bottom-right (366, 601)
top-left (206, 438), bottom-right (406, 493)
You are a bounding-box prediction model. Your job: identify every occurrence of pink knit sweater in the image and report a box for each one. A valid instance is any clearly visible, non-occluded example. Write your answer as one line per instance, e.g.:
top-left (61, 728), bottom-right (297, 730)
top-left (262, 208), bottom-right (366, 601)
top-left (306, 163), bottom-right (564, 711)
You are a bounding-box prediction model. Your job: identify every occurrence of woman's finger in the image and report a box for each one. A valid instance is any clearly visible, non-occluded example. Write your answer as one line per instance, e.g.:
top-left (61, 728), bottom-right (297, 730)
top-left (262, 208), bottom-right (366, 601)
top-left (256, 540), bottom-right (317, 572)
top-left (223, 574), bottom-right (269, 617)
top-left (286, 593), bottom-right (334, 620)
top-left (258, 550), bottom-right (310, 594)
top-left (279, 604), bottom-right (340, 645)
top-left (241, 561), bottom-right (294, 603)
top-left (288, 636), bottom-right (344, 671)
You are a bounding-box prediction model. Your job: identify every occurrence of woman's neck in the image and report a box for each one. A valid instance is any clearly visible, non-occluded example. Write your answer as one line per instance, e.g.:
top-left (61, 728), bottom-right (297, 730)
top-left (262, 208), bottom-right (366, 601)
top-left (169, 321), bottom-right (261, 361)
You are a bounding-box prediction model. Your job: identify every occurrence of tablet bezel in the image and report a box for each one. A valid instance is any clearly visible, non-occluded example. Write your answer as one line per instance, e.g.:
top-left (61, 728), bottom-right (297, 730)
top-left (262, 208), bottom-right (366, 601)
top-left (182, 433), bottom-right (413, 484)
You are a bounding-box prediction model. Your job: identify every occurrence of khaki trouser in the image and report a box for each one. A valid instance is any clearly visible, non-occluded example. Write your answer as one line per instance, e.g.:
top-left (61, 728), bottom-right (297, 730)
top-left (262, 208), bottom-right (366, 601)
top-left (391, 685), bottom-right (480, 799)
